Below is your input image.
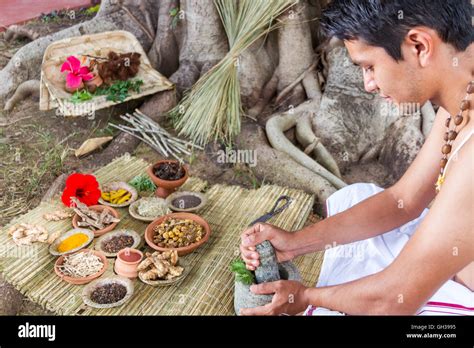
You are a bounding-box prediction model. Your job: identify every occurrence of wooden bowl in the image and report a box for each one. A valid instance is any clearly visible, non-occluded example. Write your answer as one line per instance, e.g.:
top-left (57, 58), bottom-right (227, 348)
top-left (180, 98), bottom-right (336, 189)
top-left (72, 205), bottom-right (120, 237)
top-left (54, 249), bottom-right (108, 285)
top-left (145, 212), bottom-right (211, 256)
top-left (98, 181), bottom-right (138, 208)
top-left (146, 160), bottom-right (189, 198)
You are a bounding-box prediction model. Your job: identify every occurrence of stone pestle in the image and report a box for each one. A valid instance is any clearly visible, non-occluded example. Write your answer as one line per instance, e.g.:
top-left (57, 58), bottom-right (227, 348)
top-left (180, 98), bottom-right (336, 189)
top-left (254, 240), bottom-right (281, 284)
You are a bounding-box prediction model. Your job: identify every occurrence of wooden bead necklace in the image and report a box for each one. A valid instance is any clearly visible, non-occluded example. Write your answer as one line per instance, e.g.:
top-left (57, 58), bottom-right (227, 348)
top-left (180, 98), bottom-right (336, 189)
top-left (435, 80), bottom-right (474, 193)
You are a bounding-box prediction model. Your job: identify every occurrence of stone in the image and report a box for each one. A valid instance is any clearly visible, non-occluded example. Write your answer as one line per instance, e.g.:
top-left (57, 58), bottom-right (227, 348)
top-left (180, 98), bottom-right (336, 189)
top-left (254, 240), bottom-right (280, 284)
top-left (234, 261), bottom-right (301, 315)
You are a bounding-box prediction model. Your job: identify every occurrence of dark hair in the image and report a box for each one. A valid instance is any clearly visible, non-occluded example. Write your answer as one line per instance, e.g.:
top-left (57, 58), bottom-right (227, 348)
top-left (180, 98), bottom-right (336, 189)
top-left (320, 0), bottom-right (474, 60)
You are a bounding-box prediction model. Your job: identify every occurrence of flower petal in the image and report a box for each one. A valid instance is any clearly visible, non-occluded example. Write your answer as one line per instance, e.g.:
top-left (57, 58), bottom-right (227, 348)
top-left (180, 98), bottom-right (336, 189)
top-left (66, 73), bottom-right (82, 89)
top-left (60, 61), bottom-right (72, 73)
top-left (66, 56), bottom-right (81, 73)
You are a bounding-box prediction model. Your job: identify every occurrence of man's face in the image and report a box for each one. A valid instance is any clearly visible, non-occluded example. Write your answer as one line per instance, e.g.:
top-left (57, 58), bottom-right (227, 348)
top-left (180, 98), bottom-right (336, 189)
top-left (345, 39), bottom-right (427, 106)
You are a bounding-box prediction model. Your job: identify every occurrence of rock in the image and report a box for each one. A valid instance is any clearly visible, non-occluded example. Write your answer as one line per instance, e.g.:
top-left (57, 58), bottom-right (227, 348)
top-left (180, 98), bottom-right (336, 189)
top-left (254, 241), bottom-right (281, 284)
top-left (234, 261), bottom-right (301, 315)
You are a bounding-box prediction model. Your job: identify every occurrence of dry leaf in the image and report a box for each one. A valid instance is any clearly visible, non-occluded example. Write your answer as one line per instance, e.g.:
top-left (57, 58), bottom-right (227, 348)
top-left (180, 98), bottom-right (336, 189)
top-left (75, 136), bottom-right (113, 158)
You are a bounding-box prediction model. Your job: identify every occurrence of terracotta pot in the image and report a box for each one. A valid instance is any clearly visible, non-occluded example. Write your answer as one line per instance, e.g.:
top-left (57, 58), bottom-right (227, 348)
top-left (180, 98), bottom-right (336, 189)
top-left (54, 249), bottom-right (108, 285)
top-left (114, 248), bottom-right (143, 279)
top-left (145, 212), bottom-right (211, 256)
top-left (146, 160), bottom-right (189, 198)
top-left (84, 73), bottom-right (103, 92)
top-left (72, 205), bottom-right (120, 237)
top-left (65, 81), bottom-right (84, 93)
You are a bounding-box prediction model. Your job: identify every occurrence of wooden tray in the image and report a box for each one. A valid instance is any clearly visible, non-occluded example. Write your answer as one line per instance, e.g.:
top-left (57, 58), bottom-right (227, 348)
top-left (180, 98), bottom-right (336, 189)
top-left (39, 30), bottom-right (174, 116)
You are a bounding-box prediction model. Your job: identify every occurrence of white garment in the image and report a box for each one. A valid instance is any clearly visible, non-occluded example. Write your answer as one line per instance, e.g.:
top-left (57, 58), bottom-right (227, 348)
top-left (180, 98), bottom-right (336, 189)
top-left (304, 183), bottom-right (473, 316)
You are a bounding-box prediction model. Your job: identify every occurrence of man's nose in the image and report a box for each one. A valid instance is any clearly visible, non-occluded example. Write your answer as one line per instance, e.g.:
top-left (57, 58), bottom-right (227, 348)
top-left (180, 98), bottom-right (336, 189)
top-left (363, 71), bottom-right (378, 93)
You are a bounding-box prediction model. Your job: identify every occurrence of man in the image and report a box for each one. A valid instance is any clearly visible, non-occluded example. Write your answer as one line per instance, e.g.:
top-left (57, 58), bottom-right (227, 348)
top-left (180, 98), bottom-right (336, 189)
top-left (240, 0), bottom-right (473, 315)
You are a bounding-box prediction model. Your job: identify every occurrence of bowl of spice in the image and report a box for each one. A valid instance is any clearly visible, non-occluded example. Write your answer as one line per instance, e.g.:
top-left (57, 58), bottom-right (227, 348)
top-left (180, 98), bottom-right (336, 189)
top-left (54, 249), bottom-right (108, 285)
top-left (166, 191), bottom-right (207, 213)
top-left (128, 197), bottom-right (171, 222)
top-left (82, 276), bottom-right (134, 309)
top-left (145, 212), bottom-right (211, 256)
top-left (99, 181), bottom-right (138, 208)
top-left (71, 198), bottom-right (120, 237)
top-left (94, 229), bottom-right (141, 257)
top-left (49, 228), bottom-right (94, 256)
top-left (146, 160), bottom-right (188, 198)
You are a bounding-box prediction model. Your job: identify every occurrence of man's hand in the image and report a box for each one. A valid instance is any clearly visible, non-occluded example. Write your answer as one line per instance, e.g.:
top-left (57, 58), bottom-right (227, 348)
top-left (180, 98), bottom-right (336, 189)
top-left (240, 280), bottom-right (310, 316)
top-left (240, 223), bottom-right (296, 270)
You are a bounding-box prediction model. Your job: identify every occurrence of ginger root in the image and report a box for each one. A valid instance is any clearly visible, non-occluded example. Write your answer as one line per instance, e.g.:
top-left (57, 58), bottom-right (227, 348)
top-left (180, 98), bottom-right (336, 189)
top-left (7, 223), bottom-right (52, 246)
top-left (138, 250), bottom-right (183, 281)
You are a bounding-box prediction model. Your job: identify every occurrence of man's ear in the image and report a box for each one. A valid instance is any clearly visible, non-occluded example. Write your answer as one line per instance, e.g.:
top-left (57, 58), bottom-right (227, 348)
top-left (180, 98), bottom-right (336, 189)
top-left (404, 28), bottom-right (435, 67)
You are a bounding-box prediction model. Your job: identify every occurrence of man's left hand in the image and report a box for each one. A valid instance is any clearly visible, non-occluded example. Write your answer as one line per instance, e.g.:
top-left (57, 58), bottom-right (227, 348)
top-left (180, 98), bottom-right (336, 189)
top-left (240, 280), bottom-right (309, 316)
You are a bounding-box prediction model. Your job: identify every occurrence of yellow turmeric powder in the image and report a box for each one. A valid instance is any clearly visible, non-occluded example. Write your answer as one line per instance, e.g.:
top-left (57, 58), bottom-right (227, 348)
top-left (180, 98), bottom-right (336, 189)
top-left (57, 233), bottom-right (89, 253)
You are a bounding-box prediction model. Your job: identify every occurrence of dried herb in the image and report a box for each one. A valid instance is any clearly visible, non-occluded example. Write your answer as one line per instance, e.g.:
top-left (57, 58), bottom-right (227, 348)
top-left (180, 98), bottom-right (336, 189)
top-left (230, 259), bottom-right (255, 285)
top-left (153, 162), bottom-right (185, 180)
top-left (90, 283), bottom-right (127, 304)
top-left (101, 235), bottom-right (134, 254)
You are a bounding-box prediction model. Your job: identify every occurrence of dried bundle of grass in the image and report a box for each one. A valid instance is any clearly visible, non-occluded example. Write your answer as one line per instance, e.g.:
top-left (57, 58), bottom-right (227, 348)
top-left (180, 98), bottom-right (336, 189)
top-left (170, 0), bottom-right (297, 146)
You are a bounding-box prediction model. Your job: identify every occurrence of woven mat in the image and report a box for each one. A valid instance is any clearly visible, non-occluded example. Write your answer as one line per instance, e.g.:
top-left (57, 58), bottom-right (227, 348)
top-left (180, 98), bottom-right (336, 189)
top-left (0, 155), bottom-right (324, 315)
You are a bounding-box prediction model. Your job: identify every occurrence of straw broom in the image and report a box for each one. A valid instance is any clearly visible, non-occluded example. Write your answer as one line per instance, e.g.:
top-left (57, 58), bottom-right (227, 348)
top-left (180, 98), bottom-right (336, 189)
top-left (170, 0), bottom-right (297, 146)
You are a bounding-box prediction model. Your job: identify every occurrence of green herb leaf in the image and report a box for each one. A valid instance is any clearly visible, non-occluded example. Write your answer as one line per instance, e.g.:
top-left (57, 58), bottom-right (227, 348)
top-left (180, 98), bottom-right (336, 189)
top-left (230, 259), bottom-right (255, 285)
top-left (128, 174), bottom-right (156, 192)
top-left (71, 89), bottom-right (93, 104)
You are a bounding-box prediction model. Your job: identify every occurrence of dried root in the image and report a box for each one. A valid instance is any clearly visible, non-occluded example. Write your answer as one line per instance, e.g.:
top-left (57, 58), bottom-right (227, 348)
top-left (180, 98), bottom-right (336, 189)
top-left (7, 223), bottom-right (58, 245)
top-left (138, 250), bottom-right (183, 281)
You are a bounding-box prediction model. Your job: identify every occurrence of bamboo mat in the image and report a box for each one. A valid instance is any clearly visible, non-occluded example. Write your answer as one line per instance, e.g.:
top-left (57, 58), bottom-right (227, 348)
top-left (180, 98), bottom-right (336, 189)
top-left (0, 154), bottom-right (324, 315)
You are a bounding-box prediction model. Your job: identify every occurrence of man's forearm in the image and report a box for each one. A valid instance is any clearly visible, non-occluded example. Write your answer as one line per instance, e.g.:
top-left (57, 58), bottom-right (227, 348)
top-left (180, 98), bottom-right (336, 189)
top-left (291, 187), bottom-right (417, 256)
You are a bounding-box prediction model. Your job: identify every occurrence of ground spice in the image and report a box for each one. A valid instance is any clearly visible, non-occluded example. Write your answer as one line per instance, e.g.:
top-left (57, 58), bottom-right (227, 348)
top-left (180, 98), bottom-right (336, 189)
top-left (90, 283), bottom-right (127, 304)
top-left (101, 235), bottom-right (134, 254)
top-left (57, 233), bottom-right (89, 253)
top-left (119, 251), bottom-right (141, 263)
top-left (171, 195), bottom-right (201, 209)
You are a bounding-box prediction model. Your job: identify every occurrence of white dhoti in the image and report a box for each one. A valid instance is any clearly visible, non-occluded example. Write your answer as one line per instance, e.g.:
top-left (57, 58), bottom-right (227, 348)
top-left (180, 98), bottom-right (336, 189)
top-left (303, 183), bottom-right (473, 316)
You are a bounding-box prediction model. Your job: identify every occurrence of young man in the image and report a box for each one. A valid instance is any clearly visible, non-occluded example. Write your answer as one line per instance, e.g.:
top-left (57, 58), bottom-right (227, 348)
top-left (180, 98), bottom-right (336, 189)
top-left (240, 0), bottom-right (473, 315)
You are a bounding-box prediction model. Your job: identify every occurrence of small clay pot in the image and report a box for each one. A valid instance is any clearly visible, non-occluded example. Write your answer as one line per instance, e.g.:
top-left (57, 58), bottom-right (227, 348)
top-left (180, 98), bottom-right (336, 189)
top-left (114, 248), bottom-right (143, 279)
top-left (234, 261), bottom-right (301, 316)
top-left (65, 81), bottom-right (84, 93)
top-left (146, 160), bottom-right (189, 198)
top-left (72, 205), bottom-right (120, 237)
top-left (84, 73), bottom-right (103, 92)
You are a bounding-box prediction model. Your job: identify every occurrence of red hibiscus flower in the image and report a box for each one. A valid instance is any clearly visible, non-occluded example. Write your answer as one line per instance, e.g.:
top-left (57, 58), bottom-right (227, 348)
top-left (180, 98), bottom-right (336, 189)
top-left (60, 56), bottom-right (94, 90)
top-left (61, 173), bottom-right (101, 207)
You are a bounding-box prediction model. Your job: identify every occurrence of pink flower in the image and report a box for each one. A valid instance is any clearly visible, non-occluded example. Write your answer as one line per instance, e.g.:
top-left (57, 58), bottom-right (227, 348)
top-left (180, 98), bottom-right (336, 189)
top-left (60, 56), bottom-right (94, 90)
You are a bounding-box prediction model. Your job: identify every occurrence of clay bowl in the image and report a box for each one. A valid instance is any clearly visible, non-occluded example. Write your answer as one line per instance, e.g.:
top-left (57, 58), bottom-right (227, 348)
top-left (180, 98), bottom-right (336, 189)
top-left (98, 181), bottom-right (138, 208)
top-left (146, 160), bottom-right (189, 198)
top-left (166, 191), bottom-right (207, 213)
top-left (54, 249), bottom-right (108, 285)
top-left (145, 212), bottom-right (211, 256)
top-left (72, 205), bottom-right (120, 237)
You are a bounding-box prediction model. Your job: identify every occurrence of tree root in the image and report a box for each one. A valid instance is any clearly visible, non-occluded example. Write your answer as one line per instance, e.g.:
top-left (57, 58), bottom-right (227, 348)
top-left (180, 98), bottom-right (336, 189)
top-left (236, 121), bottom-right (337, 213)
top-left (3, 25), bottom-right (40, 42)
top-left (247, 68), bottom-right (279, 119)
top-left (266, 109), bottom-right (346, 189)
top-left (4, 80), bottom-right (40, 111)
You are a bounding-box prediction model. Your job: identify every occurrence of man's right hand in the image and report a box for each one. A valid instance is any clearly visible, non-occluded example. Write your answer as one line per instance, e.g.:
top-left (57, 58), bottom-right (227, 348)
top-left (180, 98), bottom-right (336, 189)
top-left (240, 223), bottom-right (296, 270)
